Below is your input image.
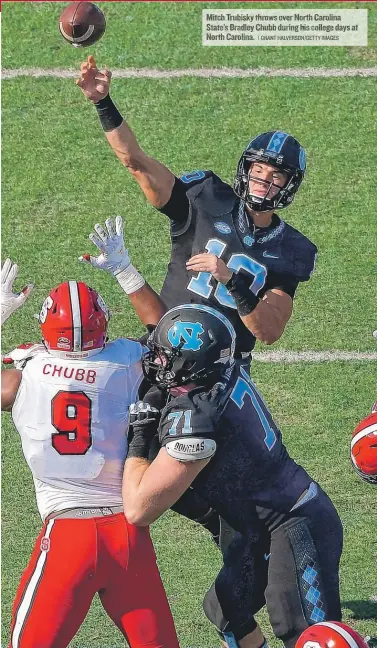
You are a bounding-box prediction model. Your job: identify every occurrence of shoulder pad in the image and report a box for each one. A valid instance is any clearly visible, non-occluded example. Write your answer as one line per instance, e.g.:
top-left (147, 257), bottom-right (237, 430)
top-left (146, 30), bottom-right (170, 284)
top-left (283, 225), bottom-right (318, 281)
top-left (159, 389), bottom-right (221, 454)
top-left (165, 437), bottom-right (216, 462)
top-left (293, 244), bottom-right (317, 281)
top-left (187, 172), bottom-right (235, 216)
top-left (2, 343), bottom-right (45, 369)
top-left (180, 170), bottom-right (213, 185)
top-left (113, 337), bottom-right (145, 361)
top-left (163, 389), bottom-right (220, 431)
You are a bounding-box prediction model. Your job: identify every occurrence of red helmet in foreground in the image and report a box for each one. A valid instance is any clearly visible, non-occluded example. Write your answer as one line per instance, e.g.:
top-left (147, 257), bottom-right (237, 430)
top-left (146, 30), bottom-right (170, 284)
top-left (39, 281), bottom-right (110, 359)
top-left (296, 621), bottom-right (369, 648)
top-left (351, 412), bottom-right (377, 486)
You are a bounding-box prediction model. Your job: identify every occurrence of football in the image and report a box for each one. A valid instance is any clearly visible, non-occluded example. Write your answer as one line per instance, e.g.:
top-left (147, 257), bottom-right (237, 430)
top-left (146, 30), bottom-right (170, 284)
top-left (59, 2), bottom-right (106, 48)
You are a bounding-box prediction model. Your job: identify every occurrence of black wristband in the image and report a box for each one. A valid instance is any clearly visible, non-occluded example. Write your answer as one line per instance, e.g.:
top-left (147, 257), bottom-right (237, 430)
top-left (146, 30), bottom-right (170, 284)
top-left (127, 428), bottom-right (154, 459)
top-left (225, 273), bottom-right (260, 317)
top-left (94, 94), bottom-right (123, 132)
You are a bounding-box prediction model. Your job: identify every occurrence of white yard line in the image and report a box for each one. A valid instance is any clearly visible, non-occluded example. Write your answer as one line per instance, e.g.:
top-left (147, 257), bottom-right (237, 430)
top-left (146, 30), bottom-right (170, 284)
top-left (253, 351), bottom-right (377, 363)
top-left (3, 65), bottom-right (376, 364)
top-left (2, 67), bottom-right (377, 79)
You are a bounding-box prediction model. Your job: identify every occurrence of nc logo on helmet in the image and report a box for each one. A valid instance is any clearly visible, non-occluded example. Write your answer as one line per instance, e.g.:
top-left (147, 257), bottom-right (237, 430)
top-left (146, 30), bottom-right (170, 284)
top-left (167, 322), bottom-right (204, 351)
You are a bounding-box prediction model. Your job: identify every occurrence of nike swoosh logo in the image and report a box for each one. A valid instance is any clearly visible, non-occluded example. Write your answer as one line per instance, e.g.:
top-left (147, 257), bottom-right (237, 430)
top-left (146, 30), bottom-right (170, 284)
top-left (264, 553), bottom-right (271, 561)
top-left (263, 251), bottom-right (279, 259)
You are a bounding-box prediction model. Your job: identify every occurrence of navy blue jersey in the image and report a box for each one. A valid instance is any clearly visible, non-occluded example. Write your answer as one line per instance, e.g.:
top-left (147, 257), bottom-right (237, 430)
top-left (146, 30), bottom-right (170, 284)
top-left (159, 171), bottom-right (317, 356)
top-left (158, 365), bottom-right (312, 534)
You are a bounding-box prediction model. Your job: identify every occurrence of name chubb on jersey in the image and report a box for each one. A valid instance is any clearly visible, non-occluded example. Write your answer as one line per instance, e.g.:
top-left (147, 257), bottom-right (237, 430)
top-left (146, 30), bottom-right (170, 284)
top-left (42, 362), bottom-right (97, 384)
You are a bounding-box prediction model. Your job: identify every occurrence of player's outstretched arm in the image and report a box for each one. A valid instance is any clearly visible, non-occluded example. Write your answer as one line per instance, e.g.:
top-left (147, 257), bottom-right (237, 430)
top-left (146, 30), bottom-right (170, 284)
top-left (1, 258), bottom-right (34, 326)
top-left (76, 56), bottom-right (175, 208)
top-left (79, 216), bottom-right (167, 328)
top-left (1, 258), bottom-right (34, 410)
top-left (127, 286), bottom-right (166, 329)
top-left (1, 369), bottom-right (22, 411)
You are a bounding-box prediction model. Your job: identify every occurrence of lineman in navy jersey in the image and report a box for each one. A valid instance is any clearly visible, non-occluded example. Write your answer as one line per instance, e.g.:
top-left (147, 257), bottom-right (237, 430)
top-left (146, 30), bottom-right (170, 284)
top-left (123, 305), bottom-right (343, 648)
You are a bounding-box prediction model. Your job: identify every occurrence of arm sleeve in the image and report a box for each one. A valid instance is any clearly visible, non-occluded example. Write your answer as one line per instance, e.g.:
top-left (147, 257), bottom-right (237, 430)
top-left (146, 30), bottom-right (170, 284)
top-left (292, 242), bottom-right (318, 282)
top-left (157, 177), bottom-right (190, 224)
top-left (263, 272), bottom-right (300, 298)
top-left (262, 237), bottom-right (318, 298)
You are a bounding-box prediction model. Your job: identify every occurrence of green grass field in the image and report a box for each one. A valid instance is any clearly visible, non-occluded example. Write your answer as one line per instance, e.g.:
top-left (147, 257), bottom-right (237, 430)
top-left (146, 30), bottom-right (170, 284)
top-left (2, 2), bottom-right (377, 647)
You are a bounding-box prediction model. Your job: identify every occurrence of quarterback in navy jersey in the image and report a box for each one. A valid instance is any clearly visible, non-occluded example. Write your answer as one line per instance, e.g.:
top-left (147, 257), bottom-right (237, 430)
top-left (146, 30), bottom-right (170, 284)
top-left (77, 56), bottom-right (317, 361)
top-left (123, 305), bottom-right (343, 648)
top-left (159, 163), bottom-right (317, 359)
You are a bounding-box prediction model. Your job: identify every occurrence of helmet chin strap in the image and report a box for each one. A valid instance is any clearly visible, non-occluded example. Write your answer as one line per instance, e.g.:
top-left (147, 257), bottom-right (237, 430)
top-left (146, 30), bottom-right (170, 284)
top-left (245, 197), bottom-right (275, 214)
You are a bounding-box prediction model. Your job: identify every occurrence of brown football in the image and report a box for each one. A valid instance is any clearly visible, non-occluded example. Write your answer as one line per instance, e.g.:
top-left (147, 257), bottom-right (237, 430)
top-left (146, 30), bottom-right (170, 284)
top-left (59, 2), bottom-right (106, 48)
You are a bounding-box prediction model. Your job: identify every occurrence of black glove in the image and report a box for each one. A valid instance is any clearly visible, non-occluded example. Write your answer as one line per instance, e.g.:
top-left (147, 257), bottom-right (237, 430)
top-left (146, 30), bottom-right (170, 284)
top-left (224, 272), bottom-right (259, 316)
top-left (127, 401), bottom-right (161, 459)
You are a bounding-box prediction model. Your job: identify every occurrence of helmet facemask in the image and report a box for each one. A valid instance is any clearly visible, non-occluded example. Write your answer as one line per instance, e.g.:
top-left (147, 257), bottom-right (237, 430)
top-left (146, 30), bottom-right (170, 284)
top-left (234, 153), bottom-right (301, 213)
top-left (142, 341), bottom-right (184, 389)
top-left (143, 338), bottom-right (227, 390)
top-left (233, 131), bottom-right (306, 213)
top-left (142, 307), bottom-right (236, 390)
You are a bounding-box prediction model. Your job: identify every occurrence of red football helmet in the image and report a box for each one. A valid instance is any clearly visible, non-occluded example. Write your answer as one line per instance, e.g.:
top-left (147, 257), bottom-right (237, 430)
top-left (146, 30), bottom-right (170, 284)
top-left (351, 412), bottom-right (377, 486)
top-left (296, 621), bottom-right (369, 648)
top-left (39, 281), bottom-right (110, 359)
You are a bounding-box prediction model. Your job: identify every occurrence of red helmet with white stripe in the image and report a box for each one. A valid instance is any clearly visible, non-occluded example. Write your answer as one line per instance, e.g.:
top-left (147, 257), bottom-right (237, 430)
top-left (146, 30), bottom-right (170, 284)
top-left (296, 621), bottom-right (369, 648)
top-left (39, 281), bottom-right (110, 359)
top-left (351, 412), bottom-right (377, 486)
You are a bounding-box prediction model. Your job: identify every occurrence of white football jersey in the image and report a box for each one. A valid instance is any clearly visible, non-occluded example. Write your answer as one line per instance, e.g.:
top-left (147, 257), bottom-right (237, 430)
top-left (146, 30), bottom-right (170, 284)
top-left (11, 339), bottom-right (144, 520)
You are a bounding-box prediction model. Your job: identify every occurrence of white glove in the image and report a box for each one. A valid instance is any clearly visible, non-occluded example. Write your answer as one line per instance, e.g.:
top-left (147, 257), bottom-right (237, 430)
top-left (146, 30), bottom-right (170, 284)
top-left (3, 343), bottom-right (45, 369)
top-left (79, 216), bottom-right (145, 294)
top-left (1, 258), bottom-right (34, 325)
top-left (79, 216), bottom-right (130, 275)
